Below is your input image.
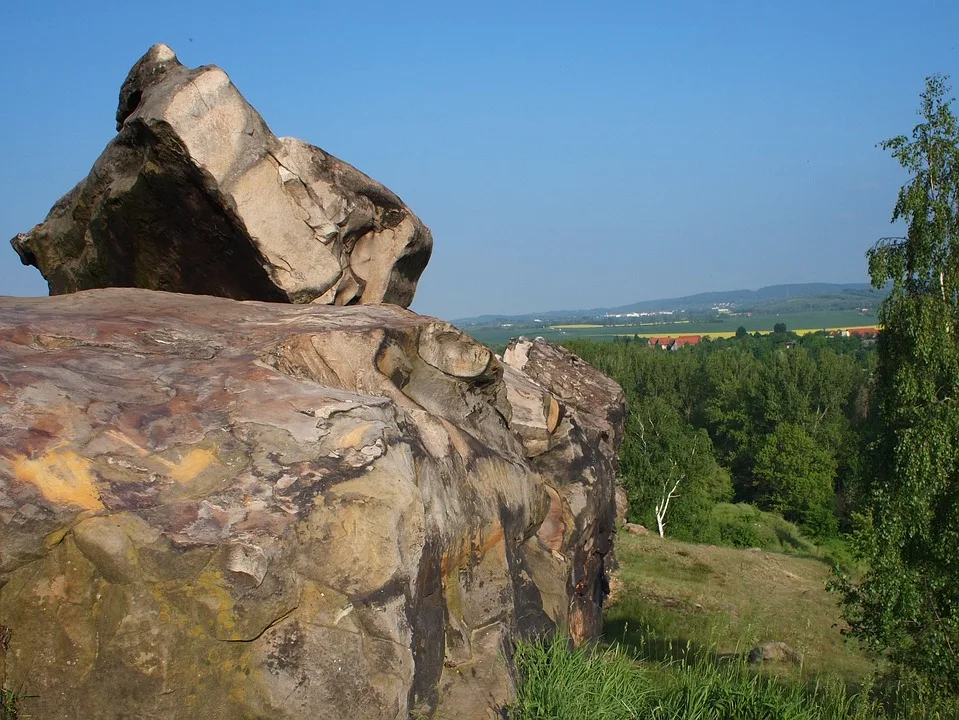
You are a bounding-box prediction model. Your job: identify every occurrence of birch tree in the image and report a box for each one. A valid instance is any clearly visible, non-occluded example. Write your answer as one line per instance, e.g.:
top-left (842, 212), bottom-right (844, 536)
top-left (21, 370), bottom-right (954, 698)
top-left (626, 398), bottom-right (729, 539)
top-left (839, 75), bottom-right (959, 694)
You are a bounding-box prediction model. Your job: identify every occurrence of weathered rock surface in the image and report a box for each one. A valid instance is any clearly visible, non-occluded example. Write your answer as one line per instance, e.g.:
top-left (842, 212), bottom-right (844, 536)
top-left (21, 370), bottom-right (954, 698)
top-left (614, 486), bottom-right (629, 526)
top-left (747, 641), bottom-right (802, 665)
top-left (502, 338), bottom-right (625, 642)
top-left (11, 44), bottom-right (432, 307)
top-left (0, 290), bottom-right (623, 719)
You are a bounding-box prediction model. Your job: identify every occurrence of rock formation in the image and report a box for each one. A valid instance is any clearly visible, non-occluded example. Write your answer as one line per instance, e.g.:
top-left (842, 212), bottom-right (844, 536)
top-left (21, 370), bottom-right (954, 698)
top-left (0, 291), bottom-right (624, 719)
top-left (10, 44), bottom-right (432, 307)
top-left (2, 43), bottom-right (626, 719)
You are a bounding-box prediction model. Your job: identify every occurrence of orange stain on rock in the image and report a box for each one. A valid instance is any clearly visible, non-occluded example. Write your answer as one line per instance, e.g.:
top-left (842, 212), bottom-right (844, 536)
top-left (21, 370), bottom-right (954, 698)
top-left (104, 429), bottom-right (218, 482)
top-left (6, 446), bottom-right (104, 512)
top-left (168, 448), bottom-right (219, 483)
top-left (441, 523), bottom-right (506, 578)
top-left (334, 423), bottom-right (377, 450)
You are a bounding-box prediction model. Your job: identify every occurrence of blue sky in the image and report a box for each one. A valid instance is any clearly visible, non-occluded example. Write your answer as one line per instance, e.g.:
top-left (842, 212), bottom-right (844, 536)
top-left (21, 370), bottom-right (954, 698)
top-left (2, 1), bottom-right (957, 320)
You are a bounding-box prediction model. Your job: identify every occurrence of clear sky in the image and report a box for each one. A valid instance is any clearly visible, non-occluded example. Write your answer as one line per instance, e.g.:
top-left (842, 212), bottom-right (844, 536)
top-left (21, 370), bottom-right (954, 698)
top-left (1, 1), bottom-right (957, 320)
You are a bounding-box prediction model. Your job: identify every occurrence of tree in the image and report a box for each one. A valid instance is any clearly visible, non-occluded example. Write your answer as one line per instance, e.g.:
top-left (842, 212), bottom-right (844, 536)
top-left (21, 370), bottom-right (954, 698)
top-left (752, 423), bottom-right (837, 535)
top-left (735, 325), bottom-right (748, 339)
top-left (838, 75), bottom-right (959, 693)
top-left (773, 322), bottom-right (788, 334)
top-left (622, 396), bottom-right (731, 540)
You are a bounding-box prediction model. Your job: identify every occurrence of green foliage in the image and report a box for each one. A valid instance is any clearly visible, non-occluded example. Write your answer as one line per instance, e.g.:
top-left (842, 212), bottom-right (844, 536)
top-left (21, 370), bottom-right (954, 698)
top-left (774, 321), bottom-right (789, 334)
top-left (566, 331), bottom-right (873, 541)
top-left (840, 75), bottom-right (959, 697)
top-left (621, 396), bottom-right (732, 540)
top-left (702, 502), bottom-right (855, 568)
top-left (753, 423), bottom-right (838, 535)
top-left (708, 502), bottom-right (803, 550)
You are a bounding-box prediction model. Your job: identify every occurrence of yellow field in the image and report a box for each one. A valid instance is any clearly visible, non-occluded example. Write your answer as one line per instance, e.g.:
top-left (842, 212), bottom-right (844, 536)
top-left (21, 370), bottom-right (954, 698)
top-left (794, 326), bottom-right (878, 335)
top-left (614, 331), bottom-right (739, 339)
top-left (618, 326), bottom-right (879, 340)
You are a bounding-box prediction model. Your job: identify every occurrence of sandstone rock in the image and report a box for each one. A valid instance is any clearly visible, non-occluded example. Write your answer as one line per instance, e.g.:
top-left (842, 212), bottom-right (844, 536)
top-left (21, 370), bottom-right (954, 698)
top-left (502, 337), bottom-right (625, 643)
top-left (624, 522), bottom-right (649, 536)
top-left (0, 290), bottom-right (623, 719)
top-left (11, 44), bottom-right (432, 307)
top-left (615, 486), bottom-right (629, 526)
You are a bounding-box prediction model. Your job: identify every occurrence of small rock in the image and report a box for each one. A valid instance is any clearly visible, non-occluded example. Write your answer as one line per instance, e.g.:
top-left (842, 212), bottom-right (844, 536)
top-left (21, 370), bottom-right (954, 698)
top-left (748, 641), bottom-right (802, 665)
top-left (624, 522), bottom-right (649, 536)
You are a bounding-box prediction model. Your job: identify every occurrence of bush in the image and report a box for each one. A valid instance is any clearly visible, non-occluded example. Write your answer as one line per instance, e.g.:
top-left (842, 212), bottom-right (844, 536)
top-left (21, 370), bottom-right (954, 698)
top-left (706, 503), bottom-right (809, 550)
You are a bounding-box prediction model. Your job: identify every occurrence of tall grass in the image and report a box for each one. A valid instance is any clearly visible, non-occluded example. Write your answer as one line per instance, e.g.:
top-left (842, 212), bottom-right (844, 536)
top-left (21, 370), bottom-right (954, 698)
top-left (508, 634), bottom-right (883, 720)
top-left (509, 637), bottom-right (652, 719)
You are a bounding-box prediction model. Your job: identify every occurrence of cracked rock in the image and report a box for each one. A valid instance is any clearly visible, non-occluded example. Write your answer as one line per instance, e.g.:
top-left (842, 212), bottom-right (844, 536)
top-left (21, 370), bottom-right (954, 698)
top-left (0, 290), bottom-right (625, 720)
top-left (11, 43), bottom-right (432, 307)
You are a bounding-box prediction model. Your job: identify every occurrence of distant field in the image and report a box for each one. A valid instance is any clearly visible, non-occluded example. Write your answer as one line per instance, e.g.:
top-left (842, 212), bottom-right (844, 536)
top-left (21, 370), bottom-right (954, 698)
top-left (459, 309), bottom-right (877, 347)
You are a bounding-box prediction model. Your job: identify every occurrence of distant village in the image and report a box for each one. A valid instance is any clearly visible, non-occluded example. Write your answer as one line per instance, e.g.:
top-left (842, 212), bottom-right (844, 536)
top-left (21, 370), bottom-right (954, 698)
top-left (646, 326), bottom-right (878, 351)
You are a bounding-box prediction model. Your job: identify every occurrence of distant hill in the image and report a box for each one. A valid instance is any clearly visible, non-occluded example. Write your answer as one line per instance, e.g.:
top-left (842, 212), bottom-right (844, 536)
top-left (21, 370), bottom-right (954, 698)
top-left (454, 283), bottom-right (883, 325)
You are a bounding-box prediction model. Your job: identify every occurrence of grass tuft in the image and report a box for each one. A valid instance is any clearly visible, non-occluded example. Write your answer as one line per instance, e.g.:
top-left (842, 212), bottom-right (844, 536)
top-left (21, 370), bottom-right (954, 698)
top-left (1, 688), bottom-right (21, 720)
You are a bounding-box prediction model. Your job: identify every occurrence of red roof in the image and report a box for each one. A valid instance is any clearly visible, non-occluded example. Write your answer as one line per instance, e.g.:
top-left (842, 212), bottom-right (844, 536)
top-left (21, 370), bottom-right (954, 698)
top-left (647, 336), bottom-right (702, 348)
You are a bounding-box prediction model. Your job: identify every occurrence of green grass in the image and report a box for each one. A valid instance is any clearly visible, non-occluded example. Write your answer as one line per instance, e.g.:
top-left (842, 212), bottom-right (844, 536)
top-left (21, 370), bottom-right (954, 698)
top-left (508, 635), bottom-right (880, 719)
top-left (508, 532), bottom-right (959, 718)
top-left (0, 688), bottom-right (22, 720)
top-left (606, 529), bottom-right (873, 686)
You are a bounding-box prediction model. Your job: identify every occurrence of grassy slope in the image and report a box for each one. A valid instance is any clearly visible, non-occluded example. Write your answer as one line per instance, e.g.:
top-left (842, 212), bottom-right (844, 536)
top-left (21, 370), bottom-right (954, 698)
top-left (507, 535), bottom-right (891, 719)
top-left (604, 531), bottom-right (876, 686)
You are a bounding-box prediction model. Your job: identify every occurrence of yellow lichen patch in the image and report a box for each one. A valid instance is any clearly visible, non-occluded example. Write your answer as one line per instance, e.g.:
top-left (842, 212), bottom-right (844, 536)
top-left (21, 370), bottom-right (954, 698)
top-left (185, 567), bottom-right (238, 638)
top-left (334, 423), bottom-right (378, 450)
top-left (5, 447), bottom-right (104, 511)
top-left (168, 448), bottom-right (219, 483)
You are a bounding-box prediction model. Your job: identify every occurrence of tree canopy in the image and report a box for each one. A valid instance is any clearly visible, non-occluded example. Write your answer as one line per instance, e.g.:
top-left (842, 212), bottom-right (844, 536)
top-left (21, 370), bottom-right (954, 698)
top-left (565, 330), bottom-right (872, 543)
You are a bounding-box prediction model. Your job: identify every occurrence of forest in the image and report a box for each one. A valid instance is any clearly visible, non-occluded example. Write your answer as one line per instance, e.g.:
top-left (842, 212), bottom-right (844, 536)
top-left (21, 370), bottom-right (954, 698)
top-left (565, 331), bottom-right (875, 546)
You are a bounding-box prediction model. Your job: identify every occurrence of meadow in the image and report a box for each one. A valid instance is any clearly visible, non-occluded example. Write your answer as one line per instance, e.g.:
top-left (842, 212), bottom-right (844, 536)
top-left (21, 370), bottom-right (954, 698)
top-left (508, 528), bottom-right (956, 719)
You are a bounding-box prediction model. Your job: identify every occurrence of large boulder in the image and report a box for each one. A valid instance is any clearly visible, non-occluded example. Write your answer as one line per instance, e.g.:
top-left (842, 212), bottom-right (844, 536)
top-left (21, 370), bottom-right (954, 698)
top-left (0, 290), bottom-right (624, 719)
top-left (10, 44), bottom-right (432, 307)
